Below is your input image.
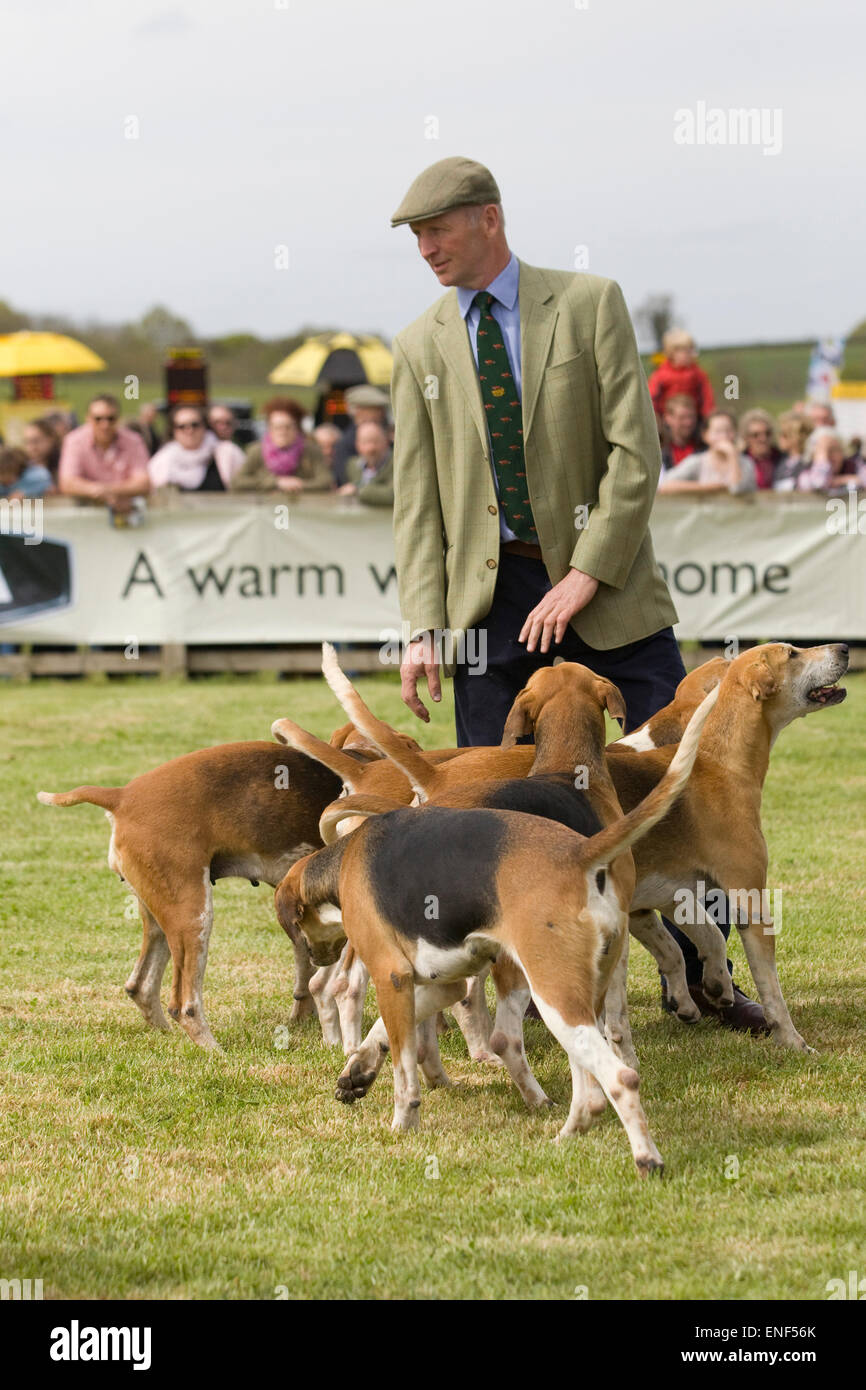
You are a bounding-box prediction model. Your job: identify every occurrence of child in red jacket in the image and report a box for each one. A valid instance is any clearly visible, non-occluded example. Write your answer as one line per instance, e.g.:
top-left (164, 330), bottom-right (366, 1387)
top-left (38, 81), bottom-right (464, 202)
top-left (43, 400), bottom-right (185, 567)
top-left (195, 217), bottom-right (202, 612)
top-left (648, 329), bottom-right (715, 421)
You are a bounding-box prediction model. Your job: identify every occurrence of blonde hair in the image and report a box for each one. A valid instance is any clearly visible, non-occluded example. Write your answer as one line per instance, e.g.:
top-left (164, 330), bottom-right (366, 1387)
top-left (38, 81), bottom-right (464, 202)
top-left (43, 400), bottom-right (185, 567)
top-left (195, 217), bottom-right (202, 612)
top-left (804, 427), bottom-right (845, 463)
top-left (776, 412), bottom-right (810, 454)
top-left (740, 408), bottom-right (776, 443)
top-left (662, 328), bottom-right (695, 355)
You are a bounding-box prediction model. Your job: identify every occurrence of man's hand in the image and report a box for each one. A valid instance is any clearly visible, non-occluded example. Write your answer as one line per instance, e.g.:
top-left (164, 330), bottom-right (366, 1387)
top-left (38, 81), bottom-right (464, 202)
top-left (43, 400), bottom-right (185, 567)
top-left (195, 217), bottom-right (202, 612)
top-left (519, 568), bottom-right (598, 653)
top-left (277, 475), bottom-right (304, 493)
top-left (400, 635), bottom-right (441, 722)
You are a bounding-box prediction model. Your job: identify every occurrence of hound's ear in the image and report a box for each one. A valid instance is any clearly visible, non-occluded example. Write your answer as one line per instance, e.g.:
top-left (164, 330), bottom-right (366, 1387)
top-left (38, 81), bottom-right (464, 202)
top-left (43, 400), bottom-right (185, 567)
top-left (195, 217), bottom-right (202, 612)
top-left (745, 658), bottom-right (779, 702)
top-left (274, 877), bottom-right (302, 935)
top-left (500, 690), bottom-right (535, 747)
top-left (598, 678), bottom-right (627, 723)
top-left (328, 723), bottom-right (354, 749)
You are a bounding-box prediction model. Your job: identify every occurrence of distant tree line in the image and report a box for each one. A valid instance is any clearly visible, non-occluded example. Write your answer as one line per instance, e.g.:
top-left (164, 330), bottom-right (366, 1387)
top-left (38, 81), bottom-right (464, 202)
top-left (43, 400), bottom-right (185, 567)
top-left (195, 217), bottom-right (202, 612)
top-left (0, 297), bottom-right (391, 388)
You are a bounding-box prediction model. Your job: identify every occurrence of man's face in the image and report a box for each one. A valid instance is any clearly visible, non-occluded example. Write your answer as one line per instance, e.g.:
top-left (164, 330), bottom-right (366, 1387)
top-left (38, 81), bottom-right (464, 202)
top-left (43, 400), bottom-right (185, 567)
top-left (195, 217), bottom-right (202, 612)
top-left (209, 408), bottom-right (235, 440)
top-left (353, 406), bottom-right (386, 430)
top-left (356, 423), bottom-right (387, 464)
top-left (808, 404), bottom-right (834, 429)
top-left (664, 403), bottom-right (697, 445)
top-left (88, 401), bottom-right (119, 448)
top-left (409, 206), bottom-right (492, 286)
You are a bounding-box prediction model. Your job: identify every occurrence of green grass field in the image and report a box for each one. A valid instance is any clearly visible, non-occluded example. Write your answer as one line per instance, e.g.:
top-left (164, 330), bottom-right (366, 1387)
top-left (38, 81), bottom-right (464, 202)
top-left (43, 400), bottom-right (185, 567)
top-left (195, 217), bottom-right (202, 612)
top-left (1, 671), bottom-right (864, 1300)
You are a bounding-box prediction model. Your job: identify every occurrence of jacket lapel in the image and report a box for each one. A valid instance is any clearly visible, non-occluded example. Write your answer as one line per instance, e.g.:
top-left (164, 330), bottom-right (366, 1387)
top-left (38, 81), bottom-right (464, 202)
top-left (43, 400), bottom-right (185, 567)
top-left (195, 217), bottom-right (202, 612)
top-left (433, 294), bottom-right (488, 451)
top-left (518, 262), bottom-right (558, 441)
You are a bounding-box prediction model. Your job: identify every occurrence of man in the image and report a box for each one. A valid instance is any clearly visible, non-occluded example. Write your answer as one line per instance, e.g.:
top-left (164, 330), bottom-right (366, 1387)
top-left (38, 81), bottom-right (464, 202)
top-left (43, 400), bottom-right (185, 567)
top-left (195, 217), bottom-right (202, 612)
top-left (313, 422), bottom-right (342, 472)
top-left (208, 404), bottom-right (237, 442)
top-left (660, 394), bottom-right (701, 471)
top-left (337, 420), bottom-right (394, 506)
top-left (332, 384), bottom-right (392, 486)
top-left (388, 155), bottom-right (765, 1033)
top-left (59, 395), bottom-right (150, 515)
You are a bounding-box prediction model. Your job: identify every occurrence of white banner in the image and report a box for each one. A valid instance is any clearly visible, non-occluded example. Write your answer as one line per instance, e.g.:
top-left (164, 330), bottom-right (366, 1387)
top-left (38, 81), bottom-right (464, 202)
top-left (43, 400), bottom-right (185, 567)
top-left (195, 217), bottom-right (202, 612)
top-left (0, 492), bottom-right (863, 644)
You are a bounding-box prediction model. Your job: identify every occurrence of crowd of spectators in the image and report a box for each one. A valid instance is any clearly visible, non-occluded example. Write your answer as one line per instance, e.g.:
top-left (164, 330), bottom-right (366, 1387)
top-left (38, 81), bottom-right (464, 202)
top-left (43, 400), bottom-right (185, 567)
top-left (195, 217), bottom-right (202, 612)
top-left (0, 384), bottom-right (395, 517)
top-left (651, 329), bottom-right (865, 498)
top-left (1, 351), bottom-right (863, 515)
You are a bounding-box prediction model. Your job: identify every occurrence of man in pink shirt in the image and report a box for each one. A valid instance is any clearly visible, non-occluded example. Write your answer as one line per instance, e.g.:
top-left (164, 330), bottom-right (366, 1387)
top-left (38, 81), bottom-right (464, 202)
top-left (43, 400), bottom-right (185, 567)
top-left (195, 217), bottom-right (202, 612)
top-left (59, 395), bottom-right (150, 514)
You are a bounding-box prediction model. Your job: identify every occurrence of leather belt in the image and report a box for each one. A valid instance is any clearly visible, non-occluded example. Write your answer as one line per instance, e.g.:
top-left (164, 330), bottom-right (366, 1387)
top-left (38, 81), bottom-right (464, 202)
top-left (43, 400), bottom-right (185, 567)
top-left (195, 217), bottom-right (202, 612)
top-left (501, 540), bottom-right (543, 560)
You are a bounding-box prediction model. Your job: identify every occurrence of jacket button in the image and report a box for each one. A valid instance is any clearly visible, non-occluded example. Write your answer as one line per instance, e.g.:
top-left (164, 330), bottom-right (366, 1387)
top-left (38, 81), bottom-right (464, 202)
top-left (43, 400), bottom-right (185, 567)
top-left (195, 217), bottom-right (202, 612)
top-left (487, 558), bottom-right (497, 569)
top-left (488, 504), bottom-right (497, 515)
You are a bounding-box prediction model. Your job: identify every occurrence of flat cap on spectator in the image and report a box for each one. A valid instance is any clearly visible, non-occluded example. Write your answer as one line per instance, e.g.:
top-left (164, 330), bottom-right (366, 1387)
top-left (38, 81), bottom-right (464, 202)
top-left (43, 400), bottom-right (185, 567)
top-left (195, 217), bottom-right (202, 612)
top-left (390, 156), bottom-right (501, 228)
top-left (344, 384), bottom-right (391, 409)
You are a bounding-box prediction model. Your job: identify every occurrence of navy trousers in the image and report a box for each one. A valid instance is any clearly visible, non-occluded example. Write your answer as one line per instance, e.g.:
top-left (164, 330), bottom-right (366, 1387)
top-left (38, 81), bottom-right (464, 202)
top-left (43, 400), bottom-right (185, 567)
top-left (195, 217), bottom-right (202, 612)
top-left (452, 552), bottom-right (728, 981)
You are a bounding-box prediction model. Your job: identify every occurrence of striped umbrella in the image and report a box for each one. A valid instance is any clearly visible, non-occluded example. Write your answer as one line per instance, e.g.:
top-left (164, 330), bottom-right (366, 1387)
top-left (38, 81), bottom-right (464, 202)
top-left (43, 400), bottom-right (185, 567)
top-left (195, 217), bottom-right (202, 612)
top-left (268, 332), bottom-right (392, 388)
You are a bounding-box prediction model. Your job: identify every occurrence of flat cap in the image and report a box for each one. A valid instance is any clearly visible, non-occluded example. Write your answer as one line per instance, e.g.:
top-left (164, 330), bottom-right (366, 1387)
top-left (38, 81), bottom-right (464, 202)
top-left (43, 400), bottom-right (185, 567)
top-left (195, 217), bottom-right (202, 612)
top-left (390, 156), bottom-right (501, 228)
top-left (343, 384), bottom-right (391, 409)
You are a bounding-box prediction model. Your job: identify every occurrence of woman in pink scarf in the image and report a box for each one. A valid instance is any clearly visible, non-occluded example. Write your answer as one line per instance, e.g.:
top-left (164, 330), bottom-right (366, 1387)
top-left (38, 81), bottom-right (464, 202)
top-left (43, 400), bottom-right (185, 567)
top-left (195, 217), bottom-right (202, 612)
top-left (230, 398), bottom-right (333, 493)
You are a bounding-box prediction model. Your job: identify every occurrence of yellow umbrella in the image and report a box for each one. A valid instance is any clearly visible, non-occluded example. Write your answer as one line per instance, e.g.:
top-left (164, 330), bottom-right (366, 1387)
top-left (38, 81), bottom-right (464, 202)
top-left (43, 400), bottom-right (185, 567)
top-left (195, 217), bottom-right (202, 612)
top-left (0, 331), bottom-right (106, 377)
top-left (269, 332), bottom-right (392, 388)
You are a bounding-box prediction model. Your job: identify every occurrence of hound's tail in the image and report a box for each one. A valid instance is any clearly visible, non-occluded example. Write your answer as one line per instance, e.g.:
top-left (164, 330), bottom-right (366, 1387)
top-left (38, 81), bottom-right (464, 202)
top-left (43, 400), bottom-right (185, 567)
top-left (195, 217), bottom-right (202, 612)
top-left (319, 793), bottom-right (405, 844)
top-left (577, 684), bottom-right (719, 870)
top-left (320, 642), bottom-right (440, 801)
top-left (37, 786), bottom-right (122, 811)
top-left (271, 718), bottom-right (371, 794)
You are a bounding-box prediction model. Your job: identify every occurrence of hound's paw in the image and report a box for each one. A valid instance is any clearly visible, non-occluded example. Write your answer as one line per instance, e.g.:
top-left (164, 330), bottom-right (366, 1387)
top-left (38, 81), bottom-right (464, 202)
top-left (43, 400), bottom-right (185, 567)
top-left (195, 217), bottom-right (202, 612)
top-left (635, 1154), bottom-right (664, 1178)
top-left (289, 995), bottom-right (317, 1024)
top-left (667, 993), bottom-right (701, 1024)
top-left (777, 1032), bottom-right (815, 1054)
top-left (468, 1048), bottom-right (505, 1067)
top-left (335, 1057), bottom-right (376, 1103)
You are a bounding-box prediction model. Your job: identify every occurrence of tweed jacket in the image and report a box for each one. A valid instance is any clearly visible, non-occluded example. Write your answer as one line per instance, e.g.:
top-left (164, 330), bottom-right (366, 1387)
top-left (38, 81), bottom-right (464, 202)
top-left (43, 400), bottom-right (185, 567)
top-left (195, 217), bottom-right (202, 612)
top-left (391, 260), bottom-right (677, 669)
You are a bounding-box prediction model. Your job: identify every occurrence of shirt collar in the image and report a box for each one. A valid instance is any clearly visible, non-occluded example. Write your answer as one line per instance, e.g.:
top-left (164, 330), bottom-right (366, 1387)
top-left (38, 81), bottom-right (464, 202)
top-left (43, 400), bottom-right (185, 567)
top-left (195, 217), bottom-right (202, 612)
top-left (457, 253), bottom-right (519, 319)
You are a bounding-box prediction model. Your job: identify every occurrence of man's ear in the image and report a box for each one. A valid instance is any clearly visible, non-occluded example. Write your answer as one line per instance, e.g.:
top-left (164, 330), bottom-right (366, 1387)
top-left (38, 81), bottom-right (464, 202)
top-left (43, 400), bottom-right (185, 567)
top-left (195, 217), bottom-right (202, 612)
top-left (598, 678), bottom-right (627, 723)
top-left (744, 658), bottom-right (779, 702)
top-left (500, 690), bottom-right (535, 747)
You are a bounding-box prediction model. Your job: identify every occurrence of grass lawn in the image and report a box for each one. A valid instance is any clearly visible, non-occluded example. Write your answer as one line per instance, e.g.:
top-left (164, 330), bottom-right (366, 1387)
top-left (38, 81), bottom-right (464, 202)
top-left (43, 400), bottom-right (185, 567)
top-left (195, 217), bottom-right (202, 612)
top-left (1, 670), bottom-right (864, 1301)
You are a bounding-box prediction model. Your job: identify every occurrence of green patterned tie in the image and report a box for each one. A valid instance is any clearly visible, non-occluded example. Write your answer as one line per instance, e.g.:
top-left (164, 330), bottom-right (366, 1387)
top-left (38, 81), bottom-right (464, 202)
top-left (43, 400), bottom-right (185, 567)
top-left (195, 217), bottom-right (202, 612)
top-left (473, 290), bottom-right (537, 542)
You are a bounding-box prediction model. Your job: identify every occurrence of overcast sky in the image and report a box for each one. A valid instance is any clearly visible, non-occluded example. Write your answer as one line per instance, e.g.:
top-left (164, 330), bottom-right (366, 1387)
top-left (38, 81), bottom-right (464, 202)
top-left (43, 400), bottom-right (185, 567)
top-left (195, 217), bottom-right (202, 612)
top-left (2, 0), bottom-right (862, 349)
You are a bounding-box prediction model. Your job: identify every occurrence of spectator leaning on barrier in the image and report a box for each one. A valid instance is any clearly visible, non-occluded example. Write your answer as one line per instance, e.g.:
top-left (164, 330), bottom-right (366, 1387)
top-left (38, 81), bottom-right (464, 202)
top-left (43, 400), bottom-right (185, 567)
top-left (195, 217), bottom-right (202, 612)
top-left (0, 445), bottom-right (53, 499)
top-left (659, 410), bottom-right (756, 495)
top-left (337, 420), bottom-right (394, 506)
top-left (773, 412), bottom-right (811, 491)
top-left (796, 427), bottom-right (860, 492)
top-left (230, 398), bottom-right (332, 494)
top-left (148, 406), bottom-right (244, 491)
top-left (313, 422), bottom-right (342, 472)
top-left (332, 384), bottom-right (392, 486)
top-left (23, 418), bottom-right (61, 486)
top-left (44, 409), bottom-right (74, 438)
top-left (647, 328), bottom-right (715, 421)
top-left (207, 404), bottom-right (237, 444)
top-left (126, 401), bottom-right (163, 456)
top-left (804, 401), bottom-right (835, 430)
top-left (59, 394), bottom-right (150, 514)
top-left (740, 407), bottom-right (783, 489)
top-left (660, 393), bottom-right (701, 469)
